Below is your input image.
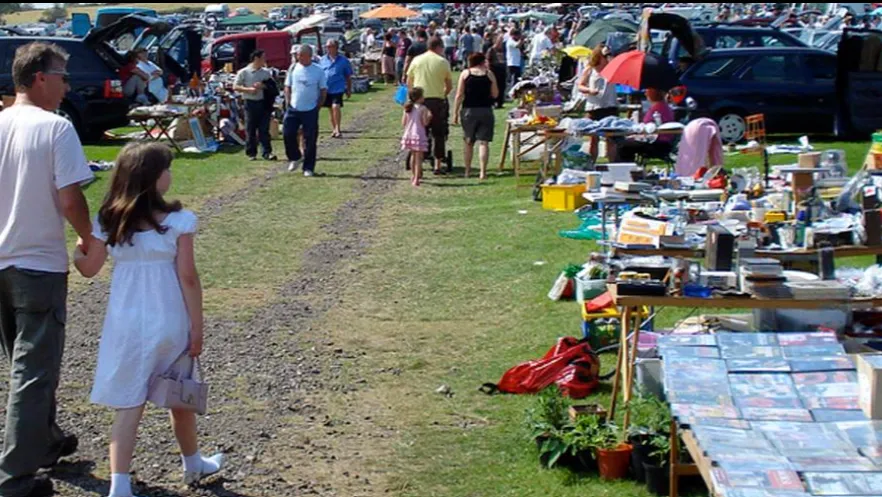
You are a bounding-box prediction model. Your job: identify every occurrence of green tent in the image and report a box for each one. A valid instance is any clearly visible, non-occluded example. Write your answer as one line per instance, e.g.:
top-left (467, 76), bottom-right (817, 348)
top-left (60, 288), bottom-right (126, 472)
top-left (219, 14), bottom-right (270, 27)
top-left (573, 18), bottom-right (637, 48)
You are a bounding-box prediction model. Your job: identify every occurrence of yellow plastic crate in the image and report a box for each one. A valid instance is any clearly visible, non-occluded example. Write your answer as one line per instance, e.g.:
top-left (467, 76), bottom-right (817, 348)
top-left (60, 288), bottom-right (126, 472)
top-left (542, 184), bottom-right (588, 212)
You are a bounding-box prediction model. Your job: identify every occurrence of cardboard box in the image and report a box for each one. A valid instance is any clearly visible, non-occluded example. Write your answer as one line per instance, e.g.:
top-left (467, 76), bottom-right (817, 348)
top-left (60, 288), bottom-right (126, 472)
top-left (534, 105), bottom-right (562, 120)
top-left (616, 213), bottom-right (673, 248)
top-left (870, 152), bottom-right (882, 171)
top-left (857, 354), bottom-right (882, 420)
top-left (798, 152), bottom-right (821, 169)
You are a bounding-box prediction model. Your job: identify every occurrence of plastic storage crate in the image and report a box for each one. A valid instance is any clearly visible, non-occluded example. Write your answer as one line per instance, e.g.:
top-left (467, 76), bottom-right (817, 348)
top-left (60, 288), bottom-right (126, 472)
top-left (542, 184), bottom-right (588, 212)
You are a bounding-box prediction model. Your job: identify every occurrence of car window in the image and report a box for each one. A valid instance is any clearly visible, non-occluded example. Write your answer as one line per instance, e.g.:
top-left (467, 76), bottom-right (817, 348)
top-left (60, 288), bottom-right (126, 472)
top-left (166, 36), bottom-right (188, 68)
top-left (214, 41), bottom-right (235, 60)
top-left (742, 55), bottom-right (805, 83)
top-left (714, 35), bottom-right (743, 49)
top-left (761, 35), bottom-right (785, 46)
top-left (689, 56), bottom-right (749, 79)
top-left (805, 55), bottom-right (836, 80)
top-left (2, 43), bottom-right (25, 73)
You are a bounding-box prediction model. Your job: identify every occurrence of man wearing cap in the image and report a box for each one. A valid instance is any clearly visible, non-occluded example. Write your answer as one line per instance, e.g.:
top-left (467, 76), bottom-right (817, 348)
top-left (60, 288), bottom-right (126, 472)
top-left (318, 39), bottom-right (352, 139)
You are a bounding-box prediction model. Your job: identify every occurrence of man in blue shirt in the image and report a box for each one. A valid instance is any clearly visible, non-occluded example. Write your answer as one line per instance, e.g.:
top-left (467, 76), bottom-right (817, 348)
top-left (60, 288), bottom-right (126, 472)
top-left (284, 45), bottom-right (327, 177)
top-left (318, 39), bottom-right (352, 139)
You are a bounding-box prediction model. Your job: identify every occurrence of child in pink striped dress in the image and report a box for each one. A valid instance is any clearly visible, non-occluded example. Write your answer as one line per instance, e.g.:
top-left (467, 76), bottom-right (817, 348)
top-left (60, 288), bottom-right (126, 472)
top-left (401, 87), bottom-right (432, 187)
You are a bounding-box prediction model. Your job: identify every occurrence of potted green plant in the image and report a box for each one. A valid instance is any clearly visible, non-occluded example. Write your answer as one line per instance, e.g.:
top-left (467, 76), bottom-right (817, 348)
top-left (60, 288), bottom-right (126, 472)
top-left (626, 393), bottom-right (673, 483)
top-left (643, 433), bottom-right (672, 496)
top-left (559, 413), bottom-right (603, 473)
top-left (525, 387), bottom-right (573, 469)
top-left (593, 422), bottom-right (633, 481)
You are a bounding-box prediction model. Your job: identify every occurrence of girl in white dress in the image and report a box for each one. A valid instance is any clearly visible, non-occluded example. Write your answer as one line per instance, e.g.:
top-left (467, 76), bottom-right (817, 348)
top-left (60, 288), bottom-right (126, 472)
top-left (74, 143), bottom-right (223, 497)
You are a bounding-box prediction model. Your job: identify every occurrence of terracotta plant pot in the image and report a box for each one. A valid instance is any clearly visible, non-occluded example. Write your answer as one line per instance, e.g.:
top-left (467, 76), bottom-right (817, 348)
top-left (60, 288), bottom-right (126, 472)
top-left (597, 443), bottom-right (633, 481)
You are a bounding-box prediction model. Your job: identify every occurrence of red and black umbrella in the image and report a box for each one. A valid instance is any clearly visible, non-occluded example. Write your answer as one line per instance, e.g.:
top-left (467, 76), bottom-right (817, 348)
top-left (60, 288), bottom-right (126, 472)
top-left (600, 51), bottom-right (680, 91)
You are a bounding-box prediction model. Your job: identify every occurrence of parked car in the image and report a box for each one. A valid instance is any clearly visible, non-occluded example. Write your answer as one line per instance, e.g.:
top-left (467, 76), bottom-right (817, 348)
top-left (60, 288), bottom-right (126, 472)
top-left (360, 18), bottom-right (384, 32)
top-left (203, 28), bottom-right (325, 74)
top-left (131, 18), bottom-right (204, 85)
top-left (679, 47), bottom-right (837, 143)
top-left (95, 7), bottom-right (159, 29)
top-left (813, 30), bottom-right (843, 52)
top-left (836, 27), bottom-right (882, 138)
top-left (663, 25), bottom-right (806, 66)
top-left (0, 29), bottom-right (134, 140)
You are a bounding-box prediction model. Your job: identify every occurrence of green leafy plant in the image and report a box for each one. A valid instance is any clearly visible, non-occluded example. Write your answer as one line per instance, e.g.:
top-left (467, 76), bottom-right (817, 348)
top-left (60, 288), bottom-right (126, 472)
top-left (648, 432), bottom-right (672, 467)
top-left (562, 413), bottom-right (623, 455)
top-left (525, 387), bottom-right (572, 442)
top-left (626, 391), bottom-right (673, 437)
top-left (525, 388), bottom-right (576, 469)
top-left (538, 427), bottom-right (570, 469)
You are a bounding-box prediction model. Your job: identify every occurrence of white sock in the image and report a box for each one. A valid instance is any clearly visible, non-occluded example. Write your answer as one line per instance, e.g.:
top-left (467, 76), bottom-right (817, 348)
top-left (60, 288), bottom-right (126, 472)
top-left (109, 473), bottom-right (132, 497)
top-left (182, 451), bottom-right (223, 475)
top-left (182, 452), bottom-right (203, 473)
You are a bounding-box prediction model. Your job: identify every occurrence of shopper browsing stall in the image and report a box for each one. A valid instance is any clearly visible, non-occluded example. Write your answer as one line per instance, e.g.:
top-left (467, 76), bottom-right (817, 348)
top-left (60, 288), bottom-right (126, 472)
top-left (613, 88), bottom-right (675, 163)
top-left (578, 44), bottom-right (617, 160)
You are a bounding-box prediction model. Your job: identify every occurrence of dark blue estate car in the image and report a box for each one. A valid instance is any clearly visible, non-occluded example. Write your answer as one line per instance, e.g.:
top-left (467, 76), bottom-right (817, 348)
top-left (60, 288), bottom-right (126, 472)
top-left (679, 47), bottom-right (838, 143)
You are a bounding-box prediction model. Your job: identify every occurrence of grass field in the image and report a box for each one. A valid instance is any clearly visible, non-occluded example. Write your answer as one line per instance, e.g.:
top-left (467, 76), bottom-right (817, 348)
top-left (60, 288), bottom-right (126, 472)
top-left (285, 118), bottom-right (877, 495)
top-left (4, 3), bottom-right (294, 24)
top-left (55, 79), bottom-right (879, 496)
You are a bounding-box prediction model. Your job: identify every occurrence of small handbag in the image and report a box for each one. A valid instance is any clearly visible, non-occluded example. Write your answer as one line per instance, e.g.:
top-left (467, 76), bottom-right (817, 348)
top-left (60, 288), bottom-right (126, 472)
top-left (147, 354), bottom-right (208, 415)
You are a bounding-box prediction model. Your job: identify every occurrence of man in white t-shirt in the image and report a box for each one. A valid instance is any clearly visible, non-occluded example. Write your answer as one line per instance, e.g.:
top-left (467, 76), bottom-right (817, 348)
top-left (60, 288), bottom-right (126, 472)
top-left (505, 29), bottom-right (525, 86)
top-left (529, 26), bottom-right (556, 67)
top-left (0, 42), bottom-right (96, 497)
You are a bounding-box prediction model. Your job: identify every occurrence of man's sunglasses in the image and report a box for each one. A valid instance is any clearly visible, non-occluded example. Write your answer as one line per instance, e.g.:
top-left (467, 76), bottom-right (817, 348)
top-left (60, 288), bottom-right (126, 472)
top-left (44, 70), bottom-right (70, 84)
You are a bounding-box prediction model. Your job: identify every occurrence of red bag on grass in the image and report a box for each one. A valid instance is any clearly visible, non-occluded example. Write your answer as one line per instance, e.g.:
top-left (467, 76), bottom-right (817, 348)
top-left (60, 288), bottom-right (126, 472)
top-left (481, 337), bottom-right (600, 399)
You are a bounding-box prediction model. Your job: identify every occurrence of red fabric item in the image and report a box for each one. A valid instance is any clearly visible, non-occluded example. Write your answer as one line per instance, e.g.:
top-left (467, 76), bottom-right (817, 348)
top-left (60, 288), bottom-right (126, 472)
top-left (492, 337), bottom-right (600, 399)
top-left (119, 62), bottom-right (136, 84)
top-left (694, 166), bottom-right (709, 180)
top-left (562, 279), bottom-right (575, 300)
top-left (708, 176), bottom-right (727, 189)
top-left (585, 291), bottom-right (613, 314)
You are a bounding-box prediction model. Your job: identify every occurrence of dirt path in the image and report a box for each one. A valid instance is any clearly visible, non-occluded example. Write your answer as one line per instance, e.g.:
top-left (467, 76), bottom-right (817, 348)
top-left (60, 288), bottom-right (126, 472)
top-left (0, 96), bottom-right (406, 497)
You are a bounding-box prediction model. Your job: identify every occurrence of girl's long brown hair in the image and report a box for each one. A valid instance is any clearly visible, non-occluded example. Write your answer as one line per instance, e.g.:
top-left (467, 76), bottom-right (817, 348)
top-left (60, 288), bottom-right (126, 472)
top-left (99, 142), bottom-right (181, 247)
top-left (404, 86), bottom-right (424, 113)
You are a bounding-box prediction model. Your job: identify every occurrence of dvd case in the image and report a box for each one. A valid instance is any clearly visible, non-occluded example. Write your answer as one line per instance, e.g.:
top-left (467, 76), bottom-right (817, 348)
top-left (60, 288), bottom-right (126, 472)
top-left (804, 472), bottom-right (882, 496)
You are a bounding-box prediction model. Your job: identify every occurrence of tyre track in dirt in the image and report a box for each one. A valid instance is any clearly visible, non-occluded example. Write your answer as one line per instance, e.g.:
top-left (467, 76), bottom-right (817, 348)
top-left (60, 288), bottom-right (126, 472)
top-left (0, 94), bottom-right (405, 497)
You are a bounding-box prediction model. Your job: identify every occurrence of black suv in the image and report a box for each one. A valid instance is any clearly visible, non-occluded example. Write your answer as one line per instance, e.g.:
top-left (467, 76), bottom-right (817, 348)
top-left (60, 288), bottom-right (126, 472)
top-left (662, 24), bottom-right (806, 66)
top-left (0, 16), bottom-right (172, 141)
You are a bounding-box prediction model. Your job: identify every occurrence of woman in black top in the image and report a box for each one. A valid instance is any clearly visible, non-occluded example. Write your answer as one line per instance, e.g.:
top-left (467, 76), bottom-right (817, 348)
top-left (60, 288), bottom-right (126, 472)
top-left (453, 52), bottom-right (499, 180)
top-left (381, 33), bottom-right (397, 84)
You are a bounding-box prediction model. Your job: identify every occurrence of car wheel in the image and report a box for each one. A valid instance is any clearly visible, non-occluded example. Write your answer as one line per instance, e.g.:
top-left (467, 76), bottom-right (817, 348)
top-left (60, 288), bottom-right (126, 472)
top-left (56, 104), bottom-right (84, 136)
top-left (716, 112), bottom-right (746, 144)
